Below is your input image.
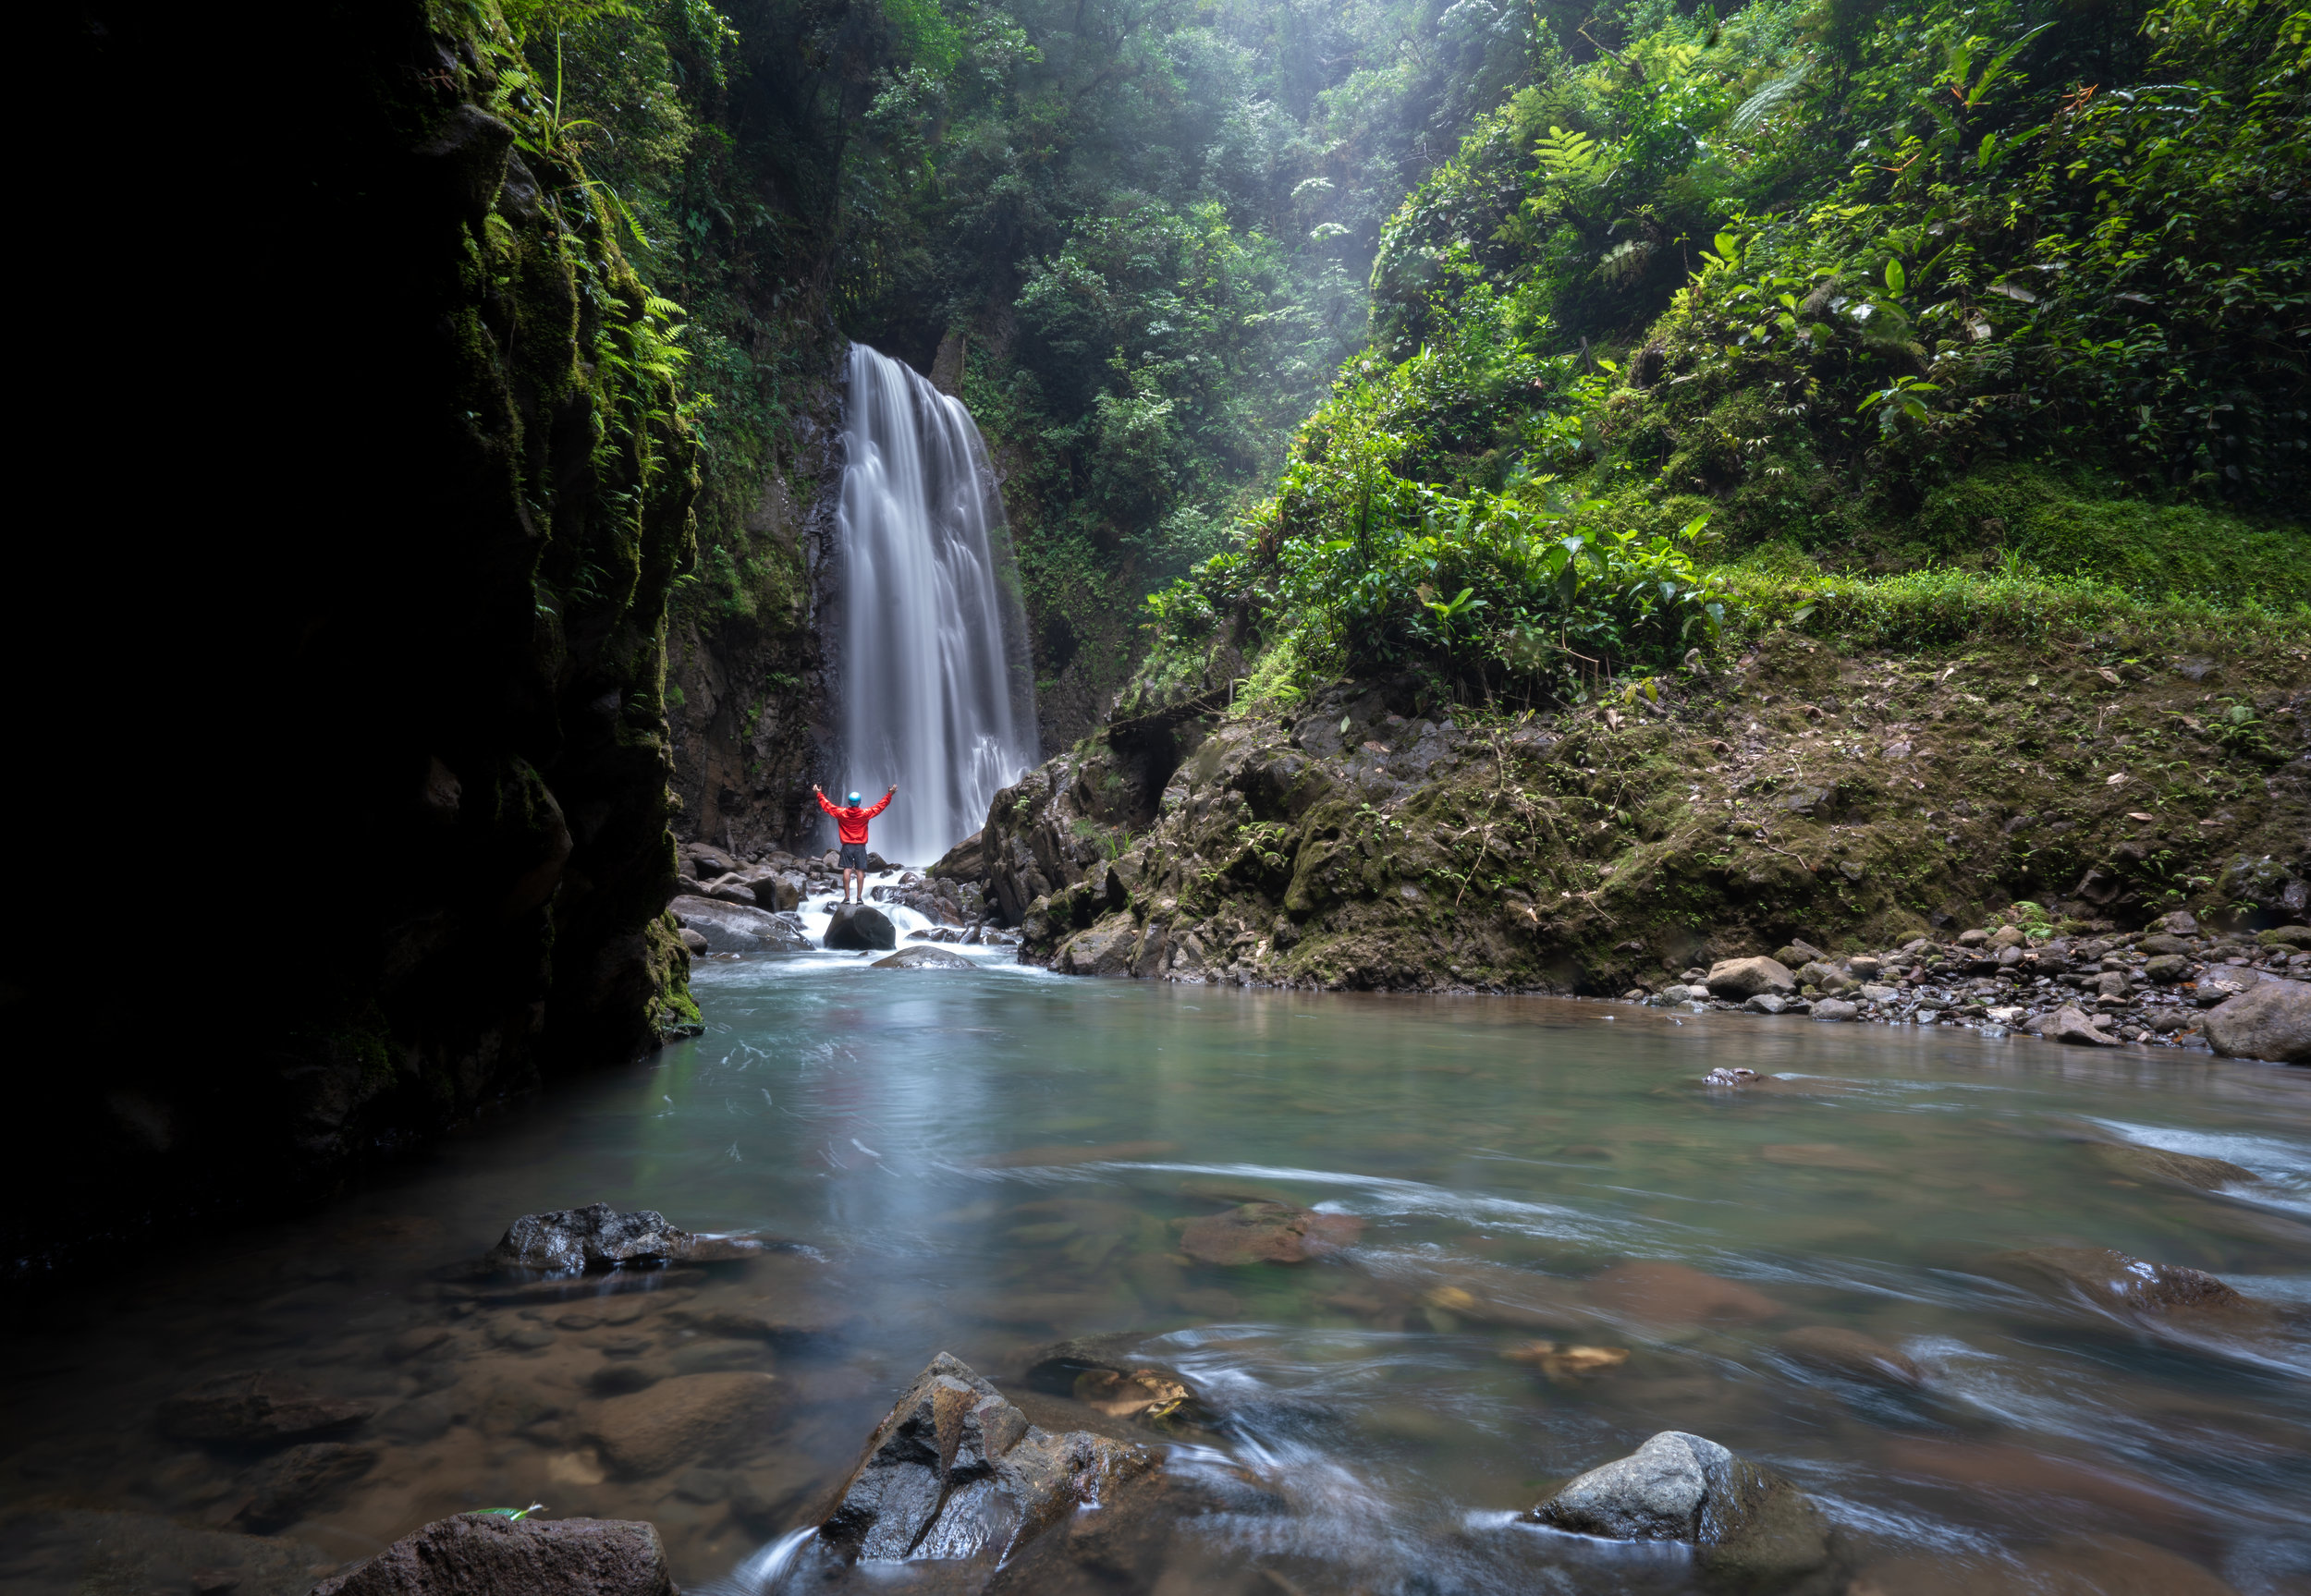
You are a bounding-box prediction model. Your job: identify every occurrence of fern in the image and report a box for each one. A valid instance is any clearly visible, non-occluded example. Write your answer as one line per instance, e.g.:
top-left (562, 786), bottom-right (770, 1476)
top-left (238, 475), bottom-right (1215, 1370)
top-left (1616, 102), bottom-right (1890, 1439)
top-left (1533, 126), bottom-right (1614, 189)
top-left (1729, 59), bottom-right (1812, 134)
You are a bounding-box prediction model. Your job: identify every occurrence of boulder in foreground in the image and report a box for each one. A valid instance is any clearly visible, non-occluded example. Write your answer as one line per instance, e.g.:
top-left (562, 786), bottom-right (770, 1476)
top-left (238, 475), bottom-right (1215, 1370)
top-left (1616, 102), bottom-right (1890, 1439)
top-left (311, 1513), bottom-right (674, 1596)
top-left (815, 1352), bottom-right (1152, 1567)
top-left (1530, 1430), bottom-right (1830, 1590)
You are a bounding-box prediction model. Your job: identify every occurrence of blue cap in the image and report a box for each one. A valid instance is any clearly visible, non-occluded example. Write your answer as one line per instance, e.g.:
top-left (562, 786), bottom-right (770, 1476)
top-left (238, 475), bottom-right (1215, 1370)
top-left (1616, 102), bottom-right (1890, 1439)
top-left (847, 791), bottom-right (862, 804)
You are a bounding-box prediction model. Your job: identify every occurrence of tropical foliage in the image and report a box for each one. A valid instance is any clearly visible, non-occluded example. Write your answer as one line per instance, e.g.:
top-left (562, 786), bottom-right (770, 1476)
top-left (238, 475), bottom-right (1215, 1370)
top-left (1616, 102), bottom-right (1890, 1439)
top-left (1143, 0), bottom-right (2306, 701)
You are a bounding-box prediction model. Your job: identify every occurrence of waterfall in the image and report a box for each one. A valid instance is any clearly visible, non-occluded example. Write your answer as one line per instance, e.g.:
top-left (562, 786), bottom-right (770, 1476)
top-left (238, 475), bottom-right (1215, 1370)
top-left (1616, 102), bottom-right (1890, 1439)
top-left (836, 343), bottom-right (1038, 863)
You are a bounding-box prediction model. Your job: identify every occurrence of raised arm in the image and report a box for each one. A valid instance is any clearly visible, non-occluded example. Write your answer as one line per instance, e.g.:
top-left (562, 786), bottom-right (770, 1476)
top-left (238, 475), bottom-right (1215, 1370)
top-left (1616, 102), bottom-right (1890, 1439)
top-left (862, 787), bottom-right (894, 821)
top-left (814, 788), bottom-right (841, 818)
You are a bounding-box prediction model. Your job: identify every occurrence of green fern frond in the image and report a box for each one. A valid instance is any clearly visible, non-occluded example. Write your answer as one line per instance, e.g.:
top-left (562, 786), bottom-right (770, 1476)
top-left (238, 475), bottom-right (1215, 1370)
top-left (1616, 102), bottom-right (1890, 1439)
top-left (1729, 59), bottom-right (1812, 134)
top-left (1534, 126), bottom-right (1614, 189)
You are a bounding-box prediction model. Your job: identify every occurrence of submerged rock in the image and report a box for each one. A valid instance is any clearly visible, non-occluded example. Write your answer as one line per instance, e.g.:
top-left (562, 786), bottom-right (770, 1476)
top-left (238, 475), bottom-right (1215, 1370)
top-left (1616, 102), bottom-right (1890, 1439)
top-left (1583, 1261), bottom-right (1785, 1326)
top-left (1778, 1325), bottom-right (1923, 1387)
top-left (1178, 1201), bottom-right (1363, 1264)
top-left (2088, 1142), bottom-right (2258, 1191)
top-left (158, 1371), bottom-right (373, 1444)
top-left (6, 1510), bottom-right (334, 1596)
top-left (227, 1442), bottom-right (376, 1530)
top-left (2201, 977), bottom-right (2310, 1063)
top-left (1021, 1336), bottom-right (1220, 1432)
top-left (1985, 1247), bottom-right (2259, 1321)
top-left (485, 1202), bottom-right (756, 1272)
top-left (872, 944), bottom-right (974, 969)
top-left (825, 903), bottom-right (898, 951)
top-left (815, 1352), bottom-right (1152, 1567)
top-left (1529, 1430), bottom-right (1830, 1589)
top-left (312, 1513), bottom-right (675, 1596)
top-left (587, 1371), bottom-right (782, 1478)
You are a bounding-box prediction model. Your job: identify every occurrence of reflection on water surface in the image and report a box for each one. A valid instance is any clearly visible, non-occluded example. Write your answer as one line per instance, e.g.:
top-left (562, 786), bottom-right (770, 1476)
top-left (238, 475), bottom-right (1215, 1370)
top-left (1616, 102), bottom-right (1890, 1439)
top-left (6, 956), bottom-right (2308, 1594)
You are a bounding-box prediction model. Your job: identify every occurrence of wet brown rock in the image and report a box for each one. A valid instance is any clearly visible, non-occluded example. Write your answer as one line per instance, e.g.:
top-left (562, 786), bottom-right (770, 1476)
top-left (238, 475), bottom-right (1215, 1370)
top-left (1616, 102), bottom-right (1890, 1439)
top-left (312, 1513), bottom-right (675, 1596)
top-left (1985, 1247), bottom-right (2254, 1318)
top-left (1178, 1201), bottom-right (1362, 1265)
top-left (586, 1371), bottom-right (782, 1478)
top-left (1778, 1325), bottom-right (1923, 1386)
top-left (816, 1352), bottom-right (1153, 1568)
top-left (1583, 1261), bottom-right (1786, 1326)
top-left (159, 1371), bottom-right (373, 1444)
top-left (2201, 977), bottom-right (2311, 1063)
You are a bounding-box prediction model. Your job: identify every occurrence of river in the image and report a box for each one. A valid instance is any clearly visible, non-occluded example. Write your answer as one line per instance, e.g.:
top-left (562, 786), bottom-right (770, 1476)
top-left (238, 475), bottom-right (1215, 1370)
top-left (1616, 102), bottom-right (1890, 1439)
top-left (6, 939), bottom-right (2307, 1595)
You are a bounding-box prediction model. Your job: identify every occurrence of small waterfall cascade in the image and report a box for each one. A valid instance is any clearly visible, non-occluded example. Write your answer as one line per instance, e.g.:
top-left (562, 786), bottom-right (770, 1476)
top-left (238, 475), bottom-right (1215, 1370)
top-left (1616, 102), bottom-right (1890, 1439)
top-left (836, 343), bottom-right (1038, 862)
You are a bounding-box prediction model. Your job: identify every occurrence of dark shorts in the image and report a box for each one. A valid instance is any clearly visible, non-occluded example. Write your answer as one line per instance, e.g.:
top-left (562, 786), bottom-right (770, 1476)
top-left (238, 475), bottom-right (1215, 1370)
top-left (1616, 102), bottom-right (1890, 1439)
top-left (839, 842), bottom-right (868, 871)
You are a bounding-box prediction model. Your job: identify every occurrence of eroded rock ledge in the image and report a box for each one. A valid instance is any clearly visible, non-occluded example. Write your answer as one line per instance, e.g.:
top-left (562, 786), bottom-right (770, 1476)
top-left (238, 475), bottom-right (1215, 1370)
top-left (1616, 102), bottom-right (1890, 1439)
top-left (932, 636), bottom-right (2307, 1062)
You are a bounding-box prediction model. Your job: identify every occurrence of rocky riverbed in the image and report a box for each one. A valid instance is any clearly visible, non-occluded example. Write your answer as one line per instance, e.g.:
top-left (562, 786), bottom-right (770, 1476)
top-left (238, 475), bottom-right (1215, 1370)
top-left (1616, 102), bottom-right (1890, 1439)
top-left (1644, 914), bottom-right (2310, 1063)
top-left (665, 840), bottom-right (1014, 957)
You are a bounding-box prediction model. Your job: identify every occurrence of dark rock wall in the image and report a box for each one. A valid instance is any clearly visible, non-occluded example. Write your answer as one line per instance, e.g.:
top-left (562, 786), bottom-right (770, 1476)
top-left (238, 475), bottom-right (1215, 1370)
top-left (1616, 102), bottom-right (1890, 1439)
top-left (12, 0), bottom-right (703, 1271)
top-left (664, 348), bottom-right (847, 859)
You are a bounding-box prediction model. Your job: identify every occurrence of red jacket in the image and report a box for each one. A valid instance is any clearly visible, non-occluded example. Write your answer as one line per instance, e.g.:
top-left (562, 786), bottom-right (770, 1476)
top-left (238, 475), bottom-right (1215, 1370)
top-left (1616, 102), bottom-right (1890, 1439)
top-left (817, 789), bottom-right (891, 846)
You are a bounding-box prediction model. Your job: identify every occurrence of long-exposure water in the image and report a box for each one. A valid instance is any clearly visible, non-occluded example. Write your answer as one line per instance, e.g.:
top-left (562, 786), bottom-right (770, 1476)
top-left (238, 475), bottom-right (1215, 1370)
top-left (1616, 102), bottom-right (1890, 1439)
top-left (6, 944), bottom-right (2307, 1595)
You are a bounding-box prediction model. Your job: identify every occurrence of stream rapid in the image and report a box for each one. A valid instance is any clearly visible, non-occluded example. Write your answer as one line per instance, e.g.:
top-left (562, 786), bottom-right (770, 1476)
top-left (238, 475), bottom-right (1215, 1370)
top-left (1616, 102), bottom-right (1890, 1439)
top-left (6, 940), bottom-right (2308, 1594)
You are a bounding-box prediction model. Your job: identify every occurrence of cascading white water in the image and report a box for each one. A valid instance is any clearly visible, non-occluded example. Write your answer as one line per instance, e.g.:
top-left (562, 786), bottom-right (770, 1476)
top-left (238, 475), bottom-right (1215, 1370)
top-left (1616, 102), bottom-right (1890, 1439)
top-left (836, 343), bottom-right (1038, 863)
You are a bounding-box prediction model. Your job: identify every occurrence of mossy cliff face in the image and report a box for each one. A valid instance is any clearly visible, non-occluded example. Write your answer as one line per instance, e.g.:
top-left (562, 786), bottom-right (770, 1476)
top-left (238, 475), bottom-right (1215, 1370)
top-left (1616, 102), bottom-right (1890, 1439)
top-left (14, 0), bottom-right (702, 1268)
top-left (967, 636), bottom-right (2308, 992)
top-left (664, 345), bottom-right (847, 857)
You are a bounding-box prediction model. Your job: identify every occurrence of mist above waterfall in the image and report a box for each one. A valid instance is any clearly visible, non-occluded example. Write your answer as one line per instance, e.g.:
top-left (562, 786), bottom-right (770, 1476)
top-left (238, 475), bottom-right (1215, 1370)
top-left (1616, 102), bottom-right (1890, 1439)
top-left (837, 344), bottom-right (1038, 863)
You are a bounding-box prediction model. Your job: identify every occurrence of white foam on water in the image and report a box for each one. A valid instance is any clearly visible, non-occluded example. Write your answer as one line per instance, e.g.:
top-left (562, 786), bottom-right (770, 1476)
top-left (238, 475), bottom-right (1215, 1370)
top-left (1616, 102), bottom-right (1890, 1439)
top-left (2083, 1116), bottom-right (2311, 1213)
top-left (695, 1528), bottom-right (816, 1596)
